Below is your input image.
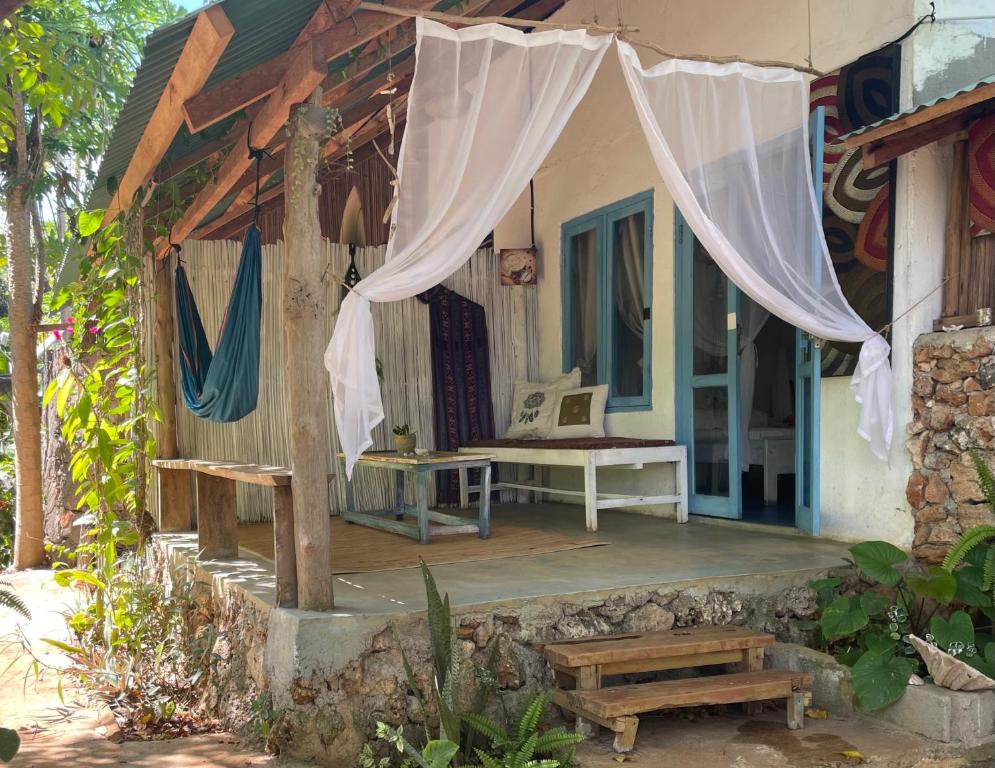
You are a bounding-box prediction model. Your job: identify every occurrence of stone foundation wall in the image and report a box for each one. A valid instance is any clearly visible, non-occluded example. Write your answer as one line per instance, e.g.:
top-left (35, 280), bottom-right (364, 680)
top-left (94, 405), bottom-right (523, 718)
top-left (908, 327), bottom-right (995, 562)
top-left (164, 546), bottom-right (822, 768)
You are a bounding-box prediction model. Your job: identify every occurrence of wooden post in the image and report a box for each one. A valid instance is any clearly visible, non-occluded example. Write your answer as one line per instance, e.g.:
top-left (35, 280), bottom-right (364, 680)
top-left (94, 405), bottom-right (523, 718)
top-left (196, 473), bottom-right (238, 558)
top-left (158, 467), bottom-right (192, 531)
top-left (283, 90), bottom-right (334, 610)
top-left (942, 140), bottom-right (971, 318)
top-left (272, 485), bottom-right (298, 608)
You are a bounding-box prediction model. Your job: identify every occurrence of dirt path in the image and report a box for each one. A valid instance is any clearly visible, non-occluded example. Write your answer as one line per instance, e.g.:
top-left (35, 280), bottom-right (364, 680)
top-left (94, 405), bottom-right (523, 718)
top-left (1, 569), bottom-right (309, 768)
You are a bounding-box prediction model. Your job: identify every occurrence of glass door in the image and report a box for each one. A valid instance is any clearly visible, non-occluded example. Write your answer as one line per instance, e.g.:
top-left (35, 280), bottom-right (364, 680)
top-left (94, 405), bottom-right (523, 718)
top-left (675, 218), bottom-right (741, 519)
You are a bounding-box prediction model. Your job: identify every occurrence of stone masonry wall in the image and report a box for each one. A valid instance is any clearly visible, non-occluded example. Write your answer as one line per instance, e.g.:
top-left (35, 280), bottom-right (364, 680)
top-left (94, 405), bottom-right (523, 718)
top-left (908, 327), bottom-right (995, 562)
top-left (165, 547), bottom-right (822, 768)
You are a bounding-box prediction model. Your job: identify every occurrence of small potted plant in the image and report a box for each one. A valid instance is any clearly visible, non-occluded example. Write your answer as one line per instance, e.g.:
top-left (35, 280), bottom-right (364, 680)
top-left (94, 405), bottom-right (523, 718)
top-left (393, 424), bottom-right (416, 455)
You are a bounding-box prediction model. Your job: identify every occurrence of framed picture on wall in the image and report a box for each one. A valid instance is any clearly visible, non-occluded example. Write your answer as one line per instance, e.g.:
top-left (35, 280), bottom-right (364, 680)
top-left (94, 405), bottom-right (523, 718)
top-left (499, 247), bottom-right (538, 286)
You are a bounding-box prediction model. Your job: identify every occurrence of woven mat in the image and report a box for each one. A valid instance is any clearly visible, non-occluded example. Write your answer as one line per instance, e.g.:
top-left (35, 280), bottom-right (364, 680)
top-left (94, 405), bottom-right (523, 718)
top-left (237, 517), bottom-right (608, 574)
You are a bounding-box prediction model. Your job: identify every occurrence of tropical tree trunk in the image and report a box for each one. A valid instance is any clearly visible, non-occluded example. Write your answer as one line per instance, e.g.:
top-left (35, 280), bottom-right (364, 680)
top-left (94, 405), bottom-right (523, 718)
top-left (284, 91), bottom-right (333, 610)
top-left (7, 84), bottom-right (44, 568)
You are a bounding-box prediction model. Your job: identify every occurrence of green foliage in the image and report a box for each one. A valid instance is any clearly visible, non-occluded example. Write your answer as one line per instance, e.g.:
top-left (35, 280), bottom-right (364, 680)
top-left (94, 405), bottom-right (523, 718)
top-left (370, 562), bottom-right (578, 768)
top-left (462, 693), bottom-right (581, 768)
top-left (0, 452), bottom-right (14, 569)
top-left (0, 726), bottom-right (18, 763)
top-left (802, 541), bottom-right (970, 710)
top-left (394, 424), bottom-right (412, 436)
top-left (0, 581), bottom-right (29, 619)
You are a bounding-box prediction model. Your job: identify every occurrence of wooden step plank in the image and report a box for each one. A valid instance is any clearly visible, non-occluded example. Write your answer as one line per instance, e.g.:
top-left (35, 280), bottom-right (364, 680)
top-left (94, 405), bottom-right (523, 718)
top-left (544, 626), bottom-right (774, 667)
top-left (556, 671), bottom-right (811, 720)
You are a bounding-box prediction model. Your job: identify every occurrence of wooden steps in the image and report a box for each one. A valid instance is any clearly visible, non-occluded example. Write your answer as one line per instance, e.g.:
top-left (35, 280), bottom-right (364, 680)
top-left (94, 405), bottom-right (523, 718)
top-left (544, 626), bottom-right (812, 753)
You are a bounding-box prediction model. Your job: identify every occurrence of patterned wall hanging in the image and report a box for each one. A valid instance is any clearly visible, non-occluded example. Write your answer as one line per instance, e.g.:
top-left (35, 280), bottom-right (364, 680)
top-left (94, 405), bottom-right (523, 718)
top-left (810, 45), bottom-right (900, 377)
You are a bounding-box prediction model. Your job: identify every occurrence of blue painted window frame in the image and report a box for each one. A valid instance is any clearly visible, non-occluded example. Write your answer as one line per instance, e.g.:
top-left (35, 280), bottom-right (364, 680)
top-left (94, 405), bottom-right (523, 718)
top-left (561, 190), bottom-right (654, 412)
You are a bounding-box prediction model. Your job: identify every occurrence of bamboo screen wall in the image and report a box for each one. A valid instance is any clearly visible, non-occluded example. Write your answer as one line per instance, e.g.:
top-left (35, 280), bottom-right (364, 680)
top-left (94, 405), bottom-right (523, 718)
top-left (154, 240), bottom-right (538, 522)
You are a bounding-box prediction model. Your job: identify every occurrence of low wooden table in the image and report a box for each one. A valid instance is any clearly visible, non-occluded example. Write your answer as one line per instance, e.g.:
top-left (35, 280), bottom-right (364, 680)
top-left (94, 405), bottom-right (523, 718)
top-left (341, 451), bottom-right (494, 544)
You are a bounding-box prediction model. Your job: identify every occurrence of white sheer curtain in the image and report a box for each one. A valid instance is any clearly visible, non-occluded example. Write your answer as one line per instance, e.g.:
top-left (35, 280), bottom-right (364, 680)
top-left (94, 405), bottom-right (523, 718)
top-left (325, 19), bottom-right (612, 476)
top-left (616, 43), bottom-right (893, 460)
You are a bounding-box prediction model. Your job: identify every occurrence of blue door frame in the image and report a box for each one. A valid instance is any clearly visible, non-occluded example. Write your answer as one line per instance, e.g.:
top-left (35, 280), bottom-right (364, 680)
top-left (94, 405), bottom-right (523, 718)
top-left (674, 220), bottom-right (741, 519)
top-left (673, 106), bottom-right (825, 533)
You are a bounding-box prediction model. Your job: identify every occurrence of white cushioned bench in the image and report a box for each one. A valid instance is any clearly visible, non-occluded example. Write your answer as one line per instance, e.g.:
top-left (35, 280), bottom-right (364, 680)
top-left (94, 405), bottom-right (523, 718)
top-left (457, 437), bottom-right (688, 532)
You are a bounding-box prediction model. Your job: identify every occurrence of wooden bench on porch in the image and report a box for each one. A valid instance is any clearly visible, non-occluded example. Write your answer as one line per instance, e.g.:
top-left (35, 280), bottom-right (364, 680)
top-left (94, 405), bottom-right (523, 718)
top-left (458, 437), bottom-right (688, 532)
top-left (544, 625), bottom-right (812, 752)
top-left (151, 458), bottom-right (299, 608)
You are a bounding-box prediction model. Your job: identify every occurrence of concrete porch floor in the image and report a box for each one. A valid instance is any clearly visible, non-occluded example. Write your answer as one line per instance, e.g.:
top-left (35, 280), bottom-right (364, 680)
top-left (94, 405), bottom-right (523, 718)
top-left (160, 503), bottom-right (852, 617)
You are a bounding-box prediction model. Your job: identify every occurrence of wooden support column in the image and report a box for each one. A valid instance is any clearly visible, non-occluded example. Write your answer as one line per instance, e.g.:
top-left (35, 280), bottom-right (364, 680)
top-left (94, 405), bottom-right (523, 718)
top-left (942, 139), bottom-right (972, 317)
top-left (272, 485), bottom-right (298, 608)
top-left (284, 91), bottom-right (334, 610)
top-left (196, 473), bottom-right (238, 558)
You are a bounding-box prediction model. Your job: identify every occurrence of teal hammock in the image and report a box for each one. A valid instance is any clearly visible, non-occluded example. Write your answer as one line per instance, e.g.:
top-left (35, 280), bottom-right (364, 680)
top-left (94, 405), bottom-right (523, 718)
top-left (175, 225), bottom-right (262, 423)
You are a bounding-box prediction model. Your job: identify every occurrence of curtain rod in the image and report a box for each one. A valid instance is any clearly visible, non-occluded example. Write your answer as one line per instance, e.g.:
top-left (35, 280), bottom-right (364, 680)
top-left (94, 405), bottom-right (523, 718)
top-left (356, 2), bottom-right (824, 76)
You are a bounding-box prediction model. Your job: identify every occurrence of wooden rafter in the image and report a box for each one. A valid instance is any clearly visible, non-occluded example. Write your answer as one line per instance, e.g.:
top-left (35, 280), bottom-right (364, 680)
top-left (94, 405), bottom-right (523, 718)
top-left (102, 6), bottom-right (233, 225)
top-left (154, 40), bottom-right (328, 258)
top-left (181, 0), bottom-right (440, 134)
top-left (195, 97), bottom-right (407, 241)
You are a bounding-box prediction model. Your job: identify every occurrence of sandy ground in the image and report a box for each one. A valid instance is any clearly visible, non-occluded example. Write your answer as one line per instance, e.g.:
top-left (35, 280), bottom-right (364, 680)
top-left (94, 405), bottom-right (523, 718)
top-left (0, 569), bottom-right (306, 768)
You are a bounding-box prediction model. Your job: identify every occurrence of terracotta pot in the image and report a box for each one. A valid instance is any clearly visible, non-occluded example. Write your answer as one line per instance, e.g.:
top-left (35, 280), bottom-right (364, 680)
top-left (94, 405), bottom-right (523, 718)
top-left (394, 434), bottom-right (416, 455)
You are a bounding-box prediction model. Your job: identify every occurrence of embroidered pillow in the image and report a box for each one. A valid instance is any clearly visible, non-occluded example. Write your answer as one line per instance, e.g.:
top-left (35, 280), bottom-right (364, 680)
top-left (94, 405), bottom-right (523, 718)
top-left (547, 385), bottom-right (609, 439)
top-left (505, 368), bottom-right (581, 439)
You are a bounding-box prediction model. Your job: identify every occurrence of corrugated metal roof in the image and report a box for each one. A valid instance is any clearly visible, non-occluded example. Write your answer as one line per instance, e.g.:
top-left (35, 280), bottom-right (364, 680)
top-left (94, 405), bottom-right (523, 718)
top-left (92, 0), bottom-right (323, 208)
top-left (838, 72), bottom-right (995, 144)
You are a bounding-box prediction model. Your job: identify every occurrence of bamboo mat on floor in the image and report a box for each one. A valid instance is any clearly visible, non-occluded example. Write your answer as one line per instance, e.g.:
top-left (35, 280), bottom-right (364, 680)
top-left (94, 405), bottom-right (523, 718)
top-left (237, 518), bottom-right (609, 574)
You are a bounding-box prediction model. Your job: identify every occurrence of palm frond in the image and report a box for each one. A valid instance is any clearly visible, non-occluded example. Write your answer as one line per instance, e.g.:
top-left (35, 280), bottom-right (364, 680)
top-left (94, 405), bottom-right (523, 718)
top-left (0, 585), bottom-right (29, 619)
top-left (533, 729), bottom-right (584, 754)
top-left (943, 525), bottom-right (995, 572)
top-left (985, 544), bottom-right (995, 592)
top-left (462, 711), bottom-right (508, 746)
top-left (971, 450), bottom-right (995, 509)
top-left (516, 692), bottom-right (549, 744)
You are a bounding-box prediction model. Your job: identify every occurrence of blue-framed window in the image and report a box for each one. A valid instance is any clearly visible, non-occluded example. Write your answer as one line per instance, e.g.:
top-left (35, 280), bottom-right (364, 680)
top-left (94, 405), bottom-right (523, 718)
top-left (561, 190), bottom-right (653, 412)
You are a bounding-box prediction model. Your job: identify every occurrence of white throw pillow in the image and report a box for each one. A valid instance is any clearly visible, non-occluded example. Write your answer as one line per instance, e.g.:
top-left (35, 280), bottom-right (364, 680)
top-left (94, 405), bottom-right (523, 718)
top-left (504, 368), bottom-right (581, 439)
top-left (547, 385), bottom-right (609, 439)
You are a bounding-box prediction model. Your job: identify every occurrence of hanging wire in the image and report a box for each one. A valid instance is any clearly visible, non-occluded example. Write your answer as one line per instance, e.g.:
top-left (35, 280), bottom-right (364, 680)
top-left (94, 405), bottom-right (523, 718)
top-left (880, 1), bottom-right (936, 49)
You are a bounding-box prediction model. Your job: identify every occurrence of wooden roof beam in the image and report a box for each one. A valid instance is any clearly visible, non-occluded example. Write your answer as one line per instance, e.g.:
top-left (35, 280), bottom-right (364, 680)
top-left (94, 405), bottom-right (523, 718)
top-left (194, 97), bottom-right (406, 241)
top-left (181, 0), bottom-right (440, 134)
top-left (155, 40), bottom-right (328, 258)
top-left (103, 5), bottom-right (233, 225)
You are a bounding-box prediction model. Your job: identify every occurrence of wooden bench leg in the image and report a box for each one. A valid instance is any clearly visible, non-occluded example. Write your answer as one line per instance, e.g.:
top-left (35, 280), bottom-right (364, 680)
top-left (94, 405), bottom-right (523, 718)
top-left (458, 467), bottom-right (469, 509)
top-left (677, 447), bottom-right (689, 523)
top-left (395, 471), bottom-right (406, 521)
top-left (478, 464), bottom-right (491, 539)
top-left (575, 665), bottom-right (600, 738)
top-left (612, 716), bottom-right (639, 753)
top-left (787, 691), bottom-right (806, 730)
top-left (584, 455), bottom-right (598, 532)
top-left (272, 486), bottom-right (298, 608)
top-left (196, 473), bottom-right (238, 559)
top-left (415, 471), bottom-right (430, 544)
top-left (158, 468), bottom-right (193, 532)
top-left (742, 647), bottom-right (765, 715)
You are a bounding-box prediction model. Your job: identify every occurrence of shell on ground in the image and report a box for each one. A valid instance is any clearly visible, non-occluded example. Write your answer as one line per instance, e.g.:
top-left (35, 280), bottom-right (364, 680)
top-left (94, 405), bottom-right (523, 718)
top-left (909, 634), bottom-right (995, 691)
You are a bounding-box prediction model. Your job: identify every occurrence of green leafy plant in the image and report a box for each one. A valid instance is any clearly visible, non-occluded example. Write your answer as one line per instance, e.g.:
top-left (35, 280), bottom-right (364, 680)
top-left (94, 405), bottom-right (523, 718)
top-left (942, 452), bottom-right (995, 589)
top-left (0, 727), bottom-right (18, 763)
top-left (0, 581), bottom-right (29, 619)
top-left (393, 424), bottom-right (412, 436)
top-left (800, 540), bottom-right (965, 710)
top-left (462, 692), bottom-right (581, 768)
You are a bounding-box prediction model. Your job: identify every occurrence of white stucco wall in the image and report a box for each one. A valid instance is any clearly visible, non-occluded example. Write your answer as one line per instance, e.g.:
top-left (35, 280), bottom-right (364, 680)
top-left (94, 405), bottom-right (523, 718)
top-left (492, 0), bottom-right (989, 544)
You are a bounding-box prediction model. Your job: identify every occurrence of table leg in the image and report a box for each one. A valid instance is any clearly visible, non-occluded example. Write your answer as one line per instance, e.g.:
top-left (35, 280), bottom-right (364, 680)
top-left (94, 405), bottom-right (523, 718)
top-left (394, 471), bottom-right (405, 520)
top-left (415, 470), bottom-right (430, 544)
top-left (478, 464), bottom-right (492, 539)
